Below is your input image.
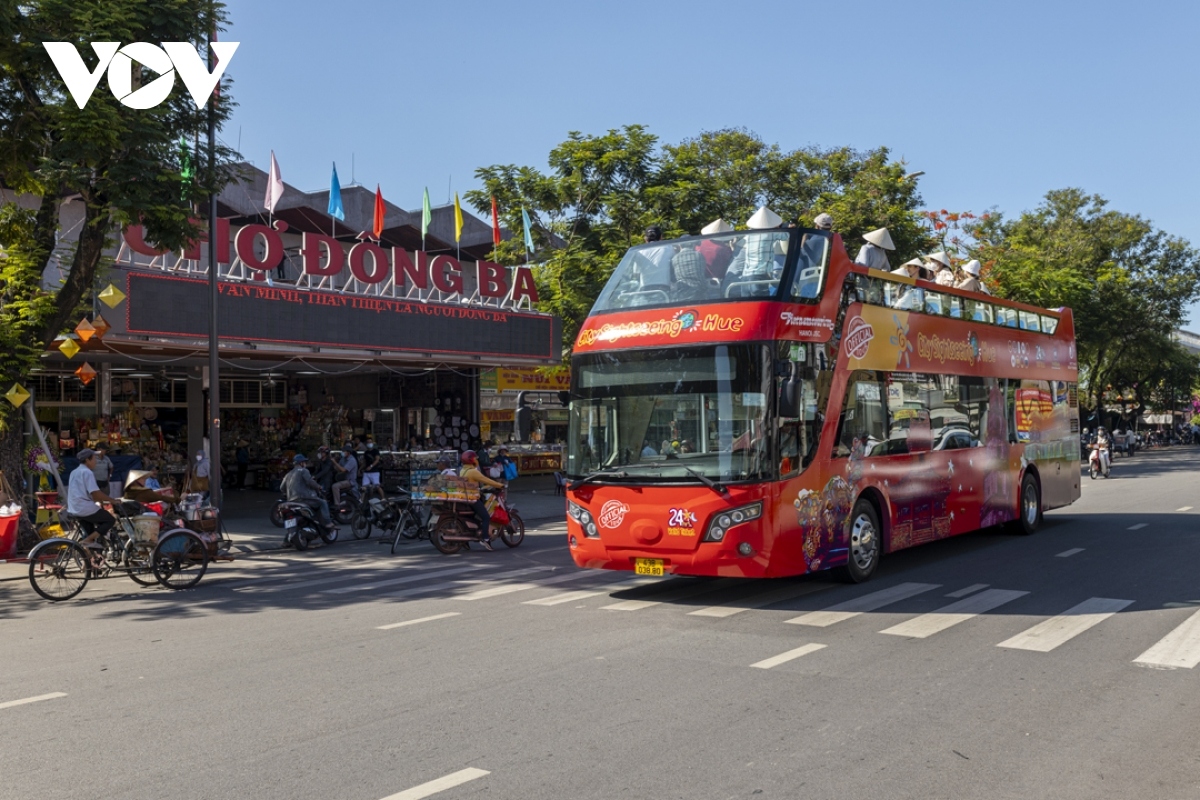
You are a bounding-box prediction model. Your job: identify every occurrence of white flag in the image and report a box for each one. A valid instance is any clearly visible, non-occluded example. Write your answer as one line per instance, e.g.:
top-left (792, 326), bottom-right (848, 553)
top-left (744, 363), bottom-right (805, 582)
top-left (265, 150), bottom-right (284, 214)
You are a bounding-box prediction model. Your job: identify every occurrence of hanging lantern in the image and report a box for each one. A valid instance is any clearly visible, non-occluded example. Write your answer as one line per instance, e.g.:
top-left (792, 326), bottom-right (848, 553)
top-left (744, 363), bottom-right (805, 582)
top-left (58, 337), bottom-right (81, 359)
top-left (75, 317), bottom-right (96, 342)
top-left (75, 362), bottom-right (97, 385)
top-left (4, 383), bottom-right (30, 408)
top-left (98, 283), bottom-right (127, 308)
top-left (91, 314), bottom-right (110, 339)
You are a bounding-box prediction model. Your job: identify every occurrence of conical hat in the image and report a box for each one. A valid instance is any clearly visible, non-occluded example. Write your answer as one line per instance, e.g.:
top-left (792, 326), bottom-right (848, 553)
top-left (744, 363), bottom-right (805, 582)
top-left (890, 265), bottom-right (914, 276)
top-left (701, 218), bottom-right (734, 235)
top-left (746, 206), bottom-right (783, 229)
top-left (901, 258), bottom-right (924, 268)
top-left (925, 251), bottom-right (951, 268)
top-left (862, 227), bottom-right (895, 249)
top-left (123, 470), bottom-right (152, 491)
top-left (963, 259), bottom-right (982, 276)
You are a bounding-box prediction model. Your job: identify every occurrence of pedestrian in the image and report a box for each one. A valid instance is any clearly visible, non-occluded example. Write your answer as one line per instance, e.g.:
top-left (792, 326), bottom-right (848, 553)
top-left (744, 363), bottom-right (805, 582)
top-left (91, 444), bottom-right (119, 499)
top-left (192, 449), bottom-right (211, 498)
top-left (234, 439), bottom-right (250, 490)
top-left (361, 441), bottom-right (382, 488)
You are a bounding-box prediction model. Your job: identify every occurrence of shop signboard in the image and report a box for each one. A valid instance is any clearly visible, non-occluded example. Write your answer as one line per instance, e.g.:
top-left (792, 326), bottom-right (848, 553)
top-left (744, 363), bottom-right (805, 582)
top-left (480, 367), bottom-right (570, 393)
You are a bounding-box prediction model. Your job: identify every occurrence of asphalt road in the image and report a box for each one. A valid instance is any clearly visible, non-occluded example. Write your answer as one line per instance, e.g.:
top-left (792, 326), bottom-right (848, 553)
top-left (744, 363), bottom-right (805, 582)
top-left (2, 447), bottom-right (1198, 800)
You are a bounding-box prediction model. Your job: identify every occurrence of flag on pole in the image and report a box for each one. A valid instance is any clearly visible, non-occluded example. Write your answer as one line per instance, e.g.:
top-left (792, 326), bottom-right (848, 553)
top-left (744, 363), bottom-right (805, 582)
top-left (491, 196), bottom-right (501, 245)
top-left (453, 193), bottom-right (463, 244)
top-left (328, 163), bottom-right (345, 221)
top-left (373, 184), bottom-right (385, 239)
top-left (521, 207), bottom-right (535, 254)
top-left (422, 188), bottom-right (432, 241)
top-left (265, 150), bottom-right (283, 214)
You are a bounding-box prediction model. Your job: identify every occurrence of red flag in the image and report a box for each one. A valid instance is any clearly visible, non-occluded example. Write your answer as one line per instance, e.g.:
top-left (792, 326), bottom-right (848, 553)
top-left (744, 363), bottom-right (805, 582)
top-left (373, 184), bottom-right (385, 239)
top-left (491, 196), bottom-right (501, 245)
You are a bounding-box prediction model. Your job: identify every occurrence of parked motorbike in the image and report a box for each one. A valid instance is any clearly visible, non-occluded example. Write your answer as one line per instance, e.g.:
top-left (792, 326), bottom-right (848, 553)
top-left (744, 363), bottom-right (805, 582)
top-left (429, 487), bottom-right (525, 554)
top-left (278, 502), bottom-right (338, 551)
top-left (1088, 443), bottom-right (1111, 479)
top-left (351, 488), bottom-right (415, 539)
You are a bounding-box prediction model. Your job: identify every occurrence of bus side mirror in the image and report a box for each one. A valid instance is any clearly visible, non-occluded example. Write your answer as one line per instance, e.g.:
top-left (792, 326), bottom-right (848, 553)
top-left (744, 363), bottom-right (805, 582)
top-left (779, 378), bottom-right (801, 419)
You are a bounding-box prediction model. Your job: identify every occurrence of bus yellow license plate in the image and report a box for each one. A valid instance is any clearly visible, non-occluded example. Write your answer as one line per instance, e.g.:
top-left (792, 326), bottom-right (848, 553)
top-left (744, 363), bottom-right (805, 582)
top-left (634, 558), bottom-right (664, 576)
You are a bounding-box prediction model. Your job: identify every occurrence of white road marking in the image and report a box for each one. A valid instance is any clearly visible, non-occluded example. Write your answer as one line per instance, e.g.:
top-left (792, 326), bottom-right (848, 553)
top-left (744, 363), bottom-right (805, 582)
top-left (377, 612), bottom-right (461, 630)
top-left (945, 583), bottom-right (989, 598)
top-left (1134, 609), bottom-right (1200, 669)
top-left (601, 579), bottom-right (737, 611)
top-left (1055, 548), bottom-right (1085, 558)
top-left (0, 692), bottom-right (67, 711)
top-left (997, 597), bottom-right (1133, 652)
top-left (382, 567), bottom-right (550, 600)
top-left (379, 767), bottom-right (490, 800)
top-left (750, 643), bottom-right (827, 669)
top-left (1177, 506), bottom-right (1194, 512)
top-left (522, 576), bottom-right (658, 606)
top-left (689, 581), bottom-right (829, 617)
top-left (323, 565), bottom-right (482, 594)
top-left (1128, 523), bottom-right (1148, 530)
top-left (455, 570), bottom-right (588, 600)
top-left (785, 582), bottom-right (941, 627)
top-left (880, 589), bottom-right (1029, 639)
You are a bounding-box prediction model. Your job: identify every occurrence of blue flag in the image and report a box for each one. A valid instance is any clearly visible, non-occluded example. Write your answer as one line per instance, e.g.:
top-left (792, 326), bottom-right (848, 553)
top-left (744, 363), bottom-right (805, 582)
top-left (521, 207), bottom-right (535, 253)
top-left (328, 163), bottom-right (345, 221)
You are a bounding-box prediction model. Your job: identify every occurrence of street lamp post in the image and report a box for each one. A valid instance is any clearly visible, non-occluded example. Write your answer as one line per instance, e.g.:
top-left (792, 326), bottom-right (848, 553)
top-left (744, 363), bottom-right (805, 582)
top-left (206, 21), bottom-right (221, 509)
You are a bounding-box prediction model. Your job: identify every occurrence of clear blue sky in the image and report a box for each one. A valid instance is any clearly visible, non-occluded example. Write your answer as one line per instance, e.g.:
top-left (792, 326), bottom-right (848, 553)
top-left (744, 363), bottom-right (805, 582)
top-left (223, 0), bottom-right (1200, 326)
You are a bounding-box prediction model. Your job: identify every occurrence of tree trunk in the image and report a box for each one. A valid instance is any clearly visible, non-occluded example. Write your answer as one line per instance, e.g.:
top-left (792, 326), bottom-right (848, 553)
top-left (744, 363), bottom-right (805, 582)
top-left (0, 411), bottom-right (39, 553)
top-left (39, 197), bottom-right (109, 347)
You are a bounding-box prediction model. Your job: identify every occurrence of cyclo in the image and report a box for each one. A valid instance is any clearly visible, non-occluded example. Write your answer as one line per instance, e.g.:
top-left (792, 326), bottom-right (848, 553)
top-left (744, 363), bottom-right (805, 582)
top-left (413, 472), bottom-right (525, 554)
top-left (27, 498), bottom-right (212, 601)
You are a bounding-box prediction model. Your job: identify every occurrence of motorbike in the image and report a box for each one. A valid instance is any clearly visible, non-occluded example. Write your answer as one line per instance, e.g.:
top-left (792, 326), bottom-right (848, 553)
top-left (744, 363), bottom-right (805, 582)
top-left (278, 502), bottom-right (338, 551)
top-left (429, 487), bottom-right (525, 554)
top-left (1088, 443), bottom-right (1111, 479)
top-left (271, 486), bottom-right (356, 527)
top-left (351, 487), bottom-right (417, 540)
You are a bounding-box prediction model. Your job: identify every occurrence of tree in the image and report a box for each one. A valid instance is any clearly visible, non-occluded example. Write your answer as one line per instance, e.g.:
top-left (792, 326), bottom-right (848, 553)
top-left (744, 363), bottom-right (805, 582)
top-left (969, 189), bottom-right (1200, 417)
top-left (0, 0), bottom-right (238, 536)
top-left (466, 127), bottom-right (930, 355)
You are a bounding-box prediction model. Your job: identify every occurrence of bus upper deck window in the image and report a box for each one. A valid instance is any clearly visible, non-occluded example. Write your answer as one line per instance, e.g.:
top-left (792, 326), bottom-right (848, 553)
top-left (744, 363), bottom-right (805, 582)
top-left (947, 295), bottom-right (963, 319)
top-left (1041, 315), bottom-right (1058, 334)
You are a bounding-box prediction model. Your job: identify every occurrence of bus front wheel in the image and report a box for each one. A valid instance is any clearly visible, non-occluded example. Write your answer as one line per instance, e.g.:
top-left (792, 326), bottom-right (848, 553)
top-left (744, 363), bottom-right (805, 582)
top-left (838, 500), bottom-right (881, 584)
top-left (1014, 473), bottom-right (1041, 535)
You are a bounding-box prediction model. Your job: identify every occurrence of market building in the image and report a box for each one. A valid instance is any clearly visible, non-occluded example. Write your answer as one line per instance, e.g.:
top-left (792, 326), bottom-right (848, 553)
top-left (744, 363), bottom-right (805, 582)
top-left (23, 163), bottom-right (564, 490)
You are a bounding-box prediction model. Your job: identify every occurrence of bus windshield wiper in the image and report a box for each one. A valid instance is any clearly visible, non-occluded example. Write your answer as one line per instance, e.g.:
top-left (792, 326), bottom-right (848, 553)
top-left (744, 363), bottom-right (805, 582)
top-left (684, 467), bottom-right (729, 497)
top-left (571, 468), bottom-right (629, 487)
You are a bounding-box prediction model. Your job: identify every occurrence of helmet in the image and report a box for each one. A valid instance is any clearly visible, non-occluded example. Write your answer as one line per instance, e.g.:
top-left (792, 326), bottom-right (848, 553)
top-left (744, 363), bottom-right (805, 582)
top-left (293, 454), bottom-right (308, 464)
top-left (317, 445), bottom-right (329, 453)
top-left (1098, 427), bottom-right (1107, 434)
top-left (460, 450), bottom-right (478, 465)
top-left (367, 441), bottom-right (377, 450)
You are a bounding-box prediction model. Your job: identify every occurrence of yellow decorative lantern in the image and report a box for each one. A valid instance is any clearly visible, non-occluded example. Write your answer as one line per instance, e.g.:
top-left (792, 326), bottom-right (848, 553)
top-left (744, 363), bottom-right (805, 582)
top-left (58, 337), bottom-right (81, 359)
top-left (4, 383), bottom-right (31, 408)
top-left (98, 283), bottom-right (126, 308)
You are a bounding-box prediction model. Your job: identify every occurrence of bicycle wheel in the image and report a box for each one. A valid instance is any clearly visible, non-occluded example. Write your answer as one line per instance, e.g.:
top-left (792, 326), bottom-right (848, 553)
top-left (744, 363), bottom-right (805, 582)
top-left (124, 539), bottom-right (157, 587)
top-left (430, 516), bottom-right (465, 554)
top-left (499, 510), bottom-right (525, 548)
top-left (28, 539), bottom-right (90, 601)
top-left (152, 530), bottom-right (209, 590)
top-left (350, 512), bottom-right (371, 539)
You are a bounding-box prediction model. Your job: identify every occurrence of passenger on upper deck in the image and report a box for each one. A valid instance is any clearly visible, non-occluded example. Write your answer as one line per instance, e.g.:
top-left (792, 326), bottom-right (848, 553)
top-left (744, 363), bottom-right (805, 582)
top-left (637, 225), bottom-right (674, 287)
top-left (696, 218), bottom-right (735, 281)
top-left (813, 213), bottom-right (834, 231)
top-left (955, 259), bottom-right (983, 292)
top-left (723, 206), bottom-right (785, 296)
top-left (927, 251), bottom-right (955, 286)
top-left (891, 258), bottom-right (923, 279)
top-left (854, 227), bottom-right (894, 271)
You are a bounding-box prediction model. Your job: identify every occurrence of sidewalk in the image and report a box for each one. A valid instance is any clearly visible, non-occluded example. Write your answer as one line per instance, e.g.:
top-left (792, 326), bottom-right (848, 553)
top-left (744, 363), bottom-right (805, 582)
top-left (0, 474), bottom-right (567, 582)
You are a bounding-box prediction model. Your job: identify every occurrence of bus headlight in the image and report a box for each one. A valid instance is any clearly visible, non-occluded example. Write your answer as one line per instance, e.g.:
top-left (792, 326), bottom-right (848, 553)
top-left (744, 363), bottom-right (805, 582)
top-left (569, 501), bottom-right (600, 538)
top-left (703, 502), bottom-right (762, 542)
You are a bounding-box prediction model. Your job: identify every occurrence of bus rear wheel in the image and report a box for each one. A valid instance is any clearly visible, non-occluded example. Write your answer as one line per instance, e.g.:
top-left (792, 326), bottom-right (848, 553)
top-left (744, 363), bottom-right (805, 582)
top-left (1014, 473), bottom-right (1041, 535)
top-left (837, 499), bottom-right (881, 584)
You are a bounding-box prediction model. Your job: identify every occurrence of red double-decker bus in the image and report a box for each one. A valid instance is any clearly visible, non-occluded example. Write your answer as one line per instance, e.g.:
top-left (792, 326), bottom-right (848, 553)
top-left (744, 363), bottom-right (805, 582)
top-left (564, 224), bottom-right (1080, 581)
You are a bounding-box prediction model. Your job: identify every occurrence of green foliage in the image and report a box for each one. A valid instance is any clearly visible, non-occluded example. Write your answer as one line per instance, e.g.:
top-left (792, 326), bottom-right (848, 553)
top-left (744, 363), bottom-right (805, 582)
top-left (465, 126), bottom-right (930, 354)
top-left (969, 189), bottom-right (1200, 412)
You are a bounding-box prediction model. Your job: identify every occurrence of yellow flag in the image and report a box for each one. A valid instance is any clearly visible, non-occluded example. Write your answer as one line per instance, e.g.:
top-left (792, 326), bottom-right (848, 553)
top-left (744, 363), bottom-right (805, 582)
top-left (453, 192), bottom-right (463, 244)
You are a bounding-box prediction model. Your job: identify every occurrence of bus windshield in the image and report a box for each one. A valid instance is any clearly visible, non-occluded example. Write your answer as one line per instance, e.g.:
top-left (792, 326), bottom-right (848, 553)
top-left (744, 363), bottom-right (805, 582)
top-left (568, 344), bottom-right (780, 483)
top-left (591, 230), bottom-right (829, 312)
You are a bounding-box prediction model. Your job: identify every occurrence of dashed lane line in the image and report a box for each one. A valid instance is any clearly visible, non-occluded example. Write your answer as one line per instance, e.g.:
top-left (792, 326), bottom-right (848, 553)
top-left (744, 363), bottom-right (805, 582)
top-left (377, 612), bottom-right (461, 630)
top-left (0, 692), bottom-right (67, 711)
top-left (1055, 548), bottom-right (1085, 558)
top-left (997, 597), bottom-right (1133, 652)
top-left (879, 589), bottom-right (1029, 639)
top-left (750, 643), bottom-right (827, 670)
top-left (379, 767), bottom-right (490, 800)
top-left (785, 582), bottom-right (941, 627)
top-left (1128, 523), bottom-right (1148, 531)
top-left (1177, 506), bottom-right (1194, 512)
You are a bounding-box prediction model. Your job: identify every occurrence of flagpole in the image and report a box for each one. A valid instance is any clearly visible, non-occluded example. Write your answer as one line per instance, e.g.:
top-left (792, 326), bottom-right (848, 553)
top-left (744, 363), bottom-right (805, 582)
top-left (207, 16), bottom-right (222, 510)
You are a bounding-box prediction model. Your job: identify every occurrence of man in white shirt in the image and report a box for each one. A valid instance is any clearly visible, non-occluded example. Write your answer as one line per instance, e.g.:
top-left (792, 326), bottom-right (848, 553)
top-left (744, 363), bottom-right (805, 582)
top-left (68, 448), bottom-right (117, 545)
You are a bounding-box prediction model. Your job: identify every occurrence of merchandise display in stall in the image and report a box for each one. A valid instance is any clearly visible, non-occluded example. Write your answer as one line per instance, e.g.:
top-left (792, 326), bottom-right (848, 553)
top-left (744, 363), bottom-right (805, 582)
top-left (491, 443), bottom-right (562, 475)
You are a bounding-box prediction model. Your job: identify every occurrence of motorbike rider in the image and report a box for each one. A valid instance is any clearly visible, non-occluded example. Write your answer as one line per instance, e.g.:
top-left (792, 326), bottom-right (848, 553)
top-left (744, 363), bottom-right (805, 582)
top-left (458, 450), bottom-right (505, 551)
top-left (310, 445), bottom-right (336, 497)
top-left (282, 454), bottom-right (337, 533)
top-left (331, 444), bottom-right (359, 506)
top-left (1093, 426), bottom-right (1112, 475)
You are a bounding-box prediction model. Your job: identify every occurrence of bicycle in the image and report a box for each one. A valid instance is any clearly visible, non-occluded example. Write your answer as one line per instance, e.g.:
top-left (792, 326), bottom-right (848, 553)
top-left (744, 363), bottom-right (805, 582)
top-left (389, 499), bottom-right (429, 555)
top-left (28, 501), bottom-right (210, 601)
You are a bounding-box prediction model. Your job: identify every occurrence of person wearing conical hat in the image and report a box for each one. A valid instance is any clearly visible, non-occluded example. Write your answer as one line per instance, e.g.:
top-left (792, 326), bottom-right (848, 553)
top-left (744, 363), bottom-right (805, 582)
top-left (891, 257), bottom-right (923, 279)
top-left (954, 259), bottom-right (983, 292)
top-left (854, 227), bottom-right (894, 271)
top-left (724, 206), bottom-right (785, 295)
top-left (924, 251), bottom-right (955, 286)
top-left (123, 469), bottom-right (180, 504)
top-left (696, 218), bottom-right (735, 282)
top-left (701, 218), bottom-right (733, 235)
top-left (745, 206), bottom-right (784, 230)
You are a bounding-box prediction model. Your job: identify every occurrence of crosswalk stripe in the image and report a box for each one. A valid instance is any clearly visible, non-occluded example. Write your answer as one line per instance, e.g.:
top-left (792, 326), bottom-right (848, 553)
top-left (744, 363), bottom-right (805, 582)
top-left (997, 597), bottom-right (1133, 652)
top-left (322, 565), bottom-right (484, 594)
top-left (880, 589), bottom-right (1028, 639)
top-left (750, 643), bottom-right (827, 670)
top-left (247, 570), bottom-right (395, 593)
top-left (601, 578), bottom-right (739, 611)
top-left (522, 576), bottom-right (658, 606)
top-left (946, 583), bottom-right (989, 598)
top-left (1055, 548), bottom-right (1085, 558)
top-left (381, 566), bottom-right (550, 601)
top-left (1134, 609), bottom-right (1200, 669)
top-left (1128, 523), bottom-right (1148, 531)
top-left (455, 570), bottom-right (588, 600)
top-left (689, 581), bottom-right (829, 618)
top-left (785, 582), bottom-right (941, 627)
